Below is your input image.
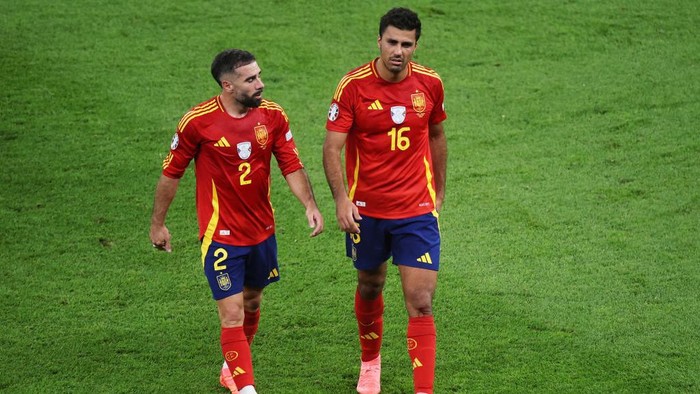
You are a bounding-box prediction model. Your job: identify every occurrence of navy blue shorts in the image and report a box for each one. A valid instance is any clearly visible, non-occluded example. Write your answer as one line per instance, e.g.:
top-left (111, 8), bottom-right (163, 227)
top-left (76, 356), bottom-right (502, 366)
top-left (346, 212), bottom-right (441, 271)
top-left (202, 235), bottom-right (280, 300)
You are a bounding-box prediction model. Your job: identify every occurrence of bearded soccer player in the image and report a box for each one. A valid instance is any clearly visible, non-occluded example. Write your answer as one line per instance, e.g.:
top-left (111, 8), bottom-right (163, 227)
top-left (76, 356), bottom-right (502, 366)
top-left (323, 7), bottom-right (447, 394)
top-left (150, 49), bottom-right (324, 394)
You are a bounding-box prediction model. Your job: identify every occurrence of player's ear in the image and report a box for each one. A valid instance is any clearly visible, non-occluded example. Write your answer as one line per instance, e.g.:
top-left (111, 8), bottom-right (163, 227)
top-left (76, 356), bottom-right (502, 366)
top-left (377, 35), bottom-right (381, 49)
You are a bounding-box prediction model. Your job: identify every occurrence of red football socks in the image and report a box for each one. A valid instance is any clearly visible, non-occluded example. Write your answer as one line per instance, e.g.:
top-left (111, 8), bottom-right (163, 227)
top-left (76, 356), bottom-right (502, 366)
top-left (220, 326), bottom-right (255, 389)
top-left (244, 309), bottom-right (260, 345)
top-left (407, 315), bottom-right (436, 394)
top-left (355, 289), bottom-right (384, 362)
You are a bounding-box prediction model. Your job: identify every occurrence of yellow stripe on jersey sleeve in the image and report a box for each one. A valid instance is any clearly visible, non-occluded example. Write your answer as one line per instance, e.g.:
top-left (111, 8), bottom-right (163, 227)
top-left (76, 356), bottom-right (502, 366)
top-left (162, 152), bottom-right (174, 169)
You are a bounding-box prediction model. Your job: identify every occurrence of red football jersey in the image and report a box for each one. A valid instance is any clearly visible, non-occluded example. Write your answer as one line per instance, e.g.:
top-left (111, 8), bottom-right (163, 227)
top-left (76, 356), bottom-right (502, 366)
top-left (162, 96), bottom-right (303, 246)
top-left (325, 59), bottom-right (447, 219)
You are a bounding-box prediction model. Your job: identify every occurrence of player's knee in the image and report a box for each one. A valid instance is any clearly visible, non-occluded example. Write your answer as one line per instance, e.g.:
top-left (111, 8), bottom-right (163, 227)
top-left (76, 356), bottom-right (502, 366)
top-left (243, 287), bottom-right (263, 311)
top-left (219, 313), bottom-right (244, 328)
top-left (358, 280), bottom-right (385, 300)
top-left (410, 304), bottom-right (433, 317)
top-left (405, 290), bottom-right (433, 317)
top-left (244, 296), bottom-right (261, 312)
top-left (244, 301), bottom-right (261, 313)
top-left (218, 304), bottom-right (245, 327)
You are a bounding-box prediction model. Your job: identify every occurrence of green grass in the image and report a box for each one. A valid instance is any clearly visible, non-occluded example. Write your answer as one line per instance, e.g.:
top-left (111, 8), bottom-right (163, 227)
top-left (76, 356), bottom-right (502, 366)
top-left (1, 0), bottom-right (699, 393)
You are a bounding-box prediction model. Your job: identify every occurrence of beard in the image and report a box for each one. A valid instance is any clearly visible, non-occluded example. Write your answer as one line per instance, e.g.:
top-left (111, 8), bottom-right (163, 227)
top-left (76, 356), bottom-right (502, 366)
top-left (388, 63), bottom-right (404, 73)
top-left (384, 56), bottom-right (407, 74)
top-left (237, 90), bottom-right (263, 108)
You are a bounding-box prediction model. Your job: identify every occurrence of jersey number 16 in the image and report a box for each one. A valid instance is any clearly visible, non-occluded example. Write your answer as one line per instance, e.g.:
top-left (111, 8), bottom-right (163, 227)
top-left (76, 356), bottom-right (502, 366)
top-left (387, 127), bottom-right (410, 151)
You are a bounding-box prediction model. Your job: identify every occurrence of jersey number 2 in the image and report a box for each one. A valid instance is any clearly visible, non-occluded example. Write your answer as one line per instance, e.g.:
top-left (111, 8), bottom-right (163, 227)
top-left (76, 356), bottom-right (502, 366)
top-left (239, 162), bottom-right (252, 185)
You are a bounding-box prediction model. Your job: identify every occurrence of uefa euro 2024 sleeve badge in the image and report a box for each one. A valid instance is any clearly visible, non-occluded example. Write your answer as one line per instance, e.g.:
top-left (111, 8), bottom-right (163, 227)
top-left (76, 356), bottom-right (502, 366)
top-left (328, 102), bottom-right (340, 121)
top-left (170, 133), bottom-right (179, 150)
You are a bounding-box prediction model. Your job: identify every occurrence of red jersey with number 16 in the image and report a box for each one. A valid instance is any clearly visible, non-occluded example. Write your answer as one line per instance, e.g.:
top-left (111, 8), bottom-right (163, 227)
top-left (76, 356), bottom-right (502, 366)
top-left (162, 96), bottom-right (303, 246)
top-left (325, 59), bottom-right (447, 219)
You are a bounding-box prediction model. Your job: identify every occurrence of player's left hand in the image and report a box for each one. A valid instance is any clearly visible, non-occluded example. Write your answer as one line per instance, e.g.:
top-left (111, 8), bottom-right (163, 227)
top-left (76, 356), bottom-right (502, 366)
top-left (307, 207), bottom-right (324, 237)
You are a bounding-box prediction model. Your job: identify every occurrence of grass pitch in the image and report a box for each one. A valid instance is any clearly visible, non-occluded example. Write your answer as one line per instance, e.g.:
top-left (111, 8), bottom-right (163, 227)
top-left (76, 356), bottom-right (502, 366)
top-left (1, 1), bottom-right (698, 392)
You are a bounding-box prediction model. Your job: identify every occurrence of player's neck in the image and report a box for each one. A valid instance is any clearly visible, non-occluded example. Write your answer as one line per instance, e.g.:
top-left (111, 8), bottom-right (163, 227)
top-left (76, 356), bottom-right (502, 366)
top-left (375, 58), bottom-right (408, 83)
top-left (219, 94), bottom-right (249, 118)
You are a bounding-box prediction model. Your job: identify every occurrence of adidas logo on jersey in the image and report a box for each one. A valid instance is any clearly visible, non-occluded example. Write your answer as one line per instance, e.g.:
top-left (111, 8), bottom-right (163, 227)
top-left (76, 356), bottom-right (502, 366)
top-left (416, 253), bottom-right (433, 264)
top-left (214, 137), bottom-right (231, 147)
top-left (367, 99), bottom-right (383, 110)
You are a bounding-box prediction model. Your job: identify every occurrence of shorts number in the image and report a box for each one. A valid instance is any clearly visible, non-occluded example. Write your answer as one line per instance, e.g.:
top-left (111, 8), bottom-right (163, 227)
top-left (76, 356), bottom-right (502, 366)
top-left (388, 127), bottom-right (410, 151)
top-left (350, 222), bottom-right (361, 243)
top-left (239, 162), bottom-right (252, 185)
top-left (213, 248), bottom-right (227, 271)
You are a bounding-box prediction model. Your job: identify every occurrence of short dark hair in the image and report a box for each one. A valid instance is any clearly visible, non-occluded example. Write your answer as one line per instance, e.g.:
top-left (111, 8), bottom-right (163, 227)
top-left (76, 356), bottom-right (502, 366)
top-left (379, 7), bottom-right (421, 41)
top-left (211, 49), bottom-right (256, 87)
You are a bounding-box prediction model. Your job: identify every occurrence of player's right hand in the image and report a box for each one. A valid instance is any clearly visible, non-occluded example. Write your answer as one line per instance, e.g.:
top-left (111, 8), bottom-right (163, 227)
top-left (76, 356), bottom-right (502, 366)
top-left (149, 225), bottom-right (172, 252)
top-left (335, 197), bottom-right (362, 234)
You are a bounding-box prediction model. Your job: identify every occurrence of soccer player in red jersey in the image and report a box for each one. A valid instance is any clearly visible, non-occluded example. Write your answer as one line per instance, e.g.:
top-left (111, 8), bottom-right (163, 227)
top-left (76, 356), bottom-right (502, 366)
top-left (150, 49), bottom-right (324, 394)
top-left (323, 8), bottom-right (447, 394)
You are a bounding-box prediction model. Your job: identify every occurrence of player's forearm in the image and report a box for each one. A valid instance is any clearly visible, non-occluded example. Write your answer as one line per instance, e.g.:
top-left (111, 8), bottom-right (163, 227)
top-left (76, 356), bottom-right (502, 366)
top-left (322, 147), bottom-right (348, 201)
top-left (429, 128), bottom-right (447, 205)
top-left (285, 169), bottom-right (319, 210)
top-left (151, 175), bottom-right (180, 226)
top-left (325, 170), bottom-right (347, 202)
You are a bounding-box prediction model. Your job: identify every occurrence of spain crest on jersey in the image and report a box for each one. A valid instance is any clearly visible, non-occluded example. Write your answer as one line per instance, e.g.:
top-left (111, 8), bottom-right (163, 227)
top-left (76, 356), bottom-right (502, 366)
top-left (216, 273), bottom-right (232, 291)
top-left (411, 91), bottom-right (426, 117)
top-left (254, 125), bottom-right (269, 146)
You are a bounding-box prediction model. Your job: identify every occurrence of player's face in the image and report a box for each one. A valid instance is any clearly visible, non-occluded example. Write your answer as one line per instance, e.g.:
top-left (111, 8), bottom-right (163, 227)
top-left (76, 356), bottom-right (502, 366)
top-left (223, 61), bottom-right (265, 108)
top-left (377, 26), bottom-right (417, 75)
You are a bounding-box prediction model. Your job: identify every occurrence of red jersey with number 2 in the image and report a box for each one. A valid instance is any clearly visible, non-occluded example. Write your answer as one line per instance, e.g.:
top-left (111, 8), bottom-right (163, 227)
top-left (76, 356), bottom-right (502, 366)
top-left (162, 96), bottom-right (303, 246)
top-left (326, 59), bottom-right (447, 219)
